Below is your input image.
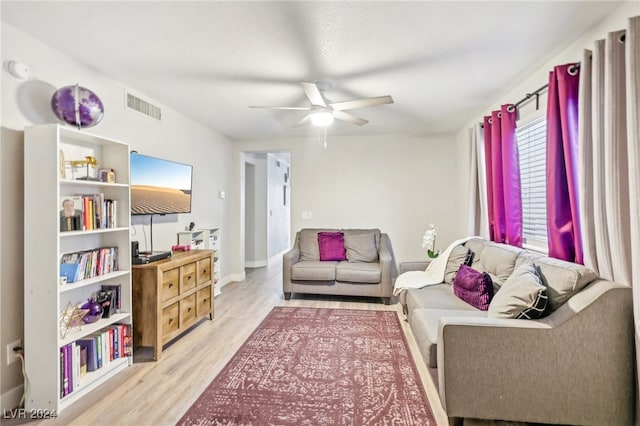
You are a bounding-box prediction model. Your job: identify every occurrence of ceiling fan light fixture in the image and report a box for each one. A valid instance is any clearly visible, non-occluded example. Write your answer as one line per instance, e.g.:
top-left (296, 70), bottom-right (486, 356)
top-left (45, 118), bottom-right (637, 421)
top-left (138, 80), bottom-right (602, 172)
top-left (310, 110), bottom-right (334, 127)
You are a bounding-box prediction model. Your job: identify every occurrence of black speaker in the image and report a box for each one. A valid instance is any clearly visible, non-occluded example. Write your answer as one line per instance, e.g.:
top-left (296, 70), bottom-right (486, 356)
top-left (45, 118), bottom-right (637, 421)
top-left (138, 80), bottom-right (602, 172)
top-left (131, 241), bottom-right (139, 257)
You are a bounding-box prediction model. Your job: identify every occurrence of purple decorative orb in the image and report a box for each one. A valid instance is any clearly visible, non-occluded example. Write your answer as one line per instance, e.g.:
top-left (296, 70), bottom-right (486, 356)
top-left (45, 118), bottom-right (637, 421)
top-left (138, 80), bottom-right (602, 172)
top-left (51, 84), bottom-right (104, 128)
top-left (81, 298), bottom-right (104, 324)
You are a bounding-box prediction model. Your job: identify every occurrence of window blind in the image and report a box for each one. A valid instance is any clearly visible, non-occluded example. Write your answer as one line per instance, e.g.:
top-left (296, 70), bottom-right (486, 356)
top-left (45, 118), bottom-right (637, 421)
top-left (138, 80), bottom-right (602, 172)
top-left (516, 117), bottom-right (547, 249)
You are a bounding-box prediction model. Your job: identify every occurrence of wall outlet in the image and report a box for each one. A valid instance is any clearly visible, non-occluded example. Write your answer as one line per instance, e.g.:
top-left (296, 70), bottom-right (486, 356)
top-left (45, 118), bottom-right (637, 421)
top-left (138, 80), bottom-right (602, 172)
top-left (6, 339), bottom-right (22, 365)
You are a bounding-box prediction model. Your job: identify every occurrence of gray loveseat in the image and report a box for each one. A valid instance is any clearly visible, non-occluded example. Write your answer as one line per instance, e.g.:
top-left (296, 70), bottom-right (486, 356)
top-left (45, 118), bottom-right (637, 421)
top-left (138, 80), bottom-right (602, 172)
top-left (400, 237), bottom-right (635, 426)
top-left (283, 228), bottom-right (396, 304)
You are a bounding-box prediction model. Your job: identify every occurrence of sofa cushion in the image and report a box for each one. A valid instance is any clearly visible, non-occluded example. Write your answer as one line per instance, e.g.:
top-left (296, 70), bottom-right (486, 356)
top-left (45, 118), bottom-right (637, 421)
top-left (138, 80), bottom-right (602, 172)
top-left (406, 284), bottom-right (479, 313)
top-left (464, 238), bottom-right (488, 270)
top-left (291, 260), bottom-right (338, 281)
top-left (343, 232), bottom-right (378, 263)
top-left (342, 228), bottom-right (381, 247)
top-left (444, 244), bottom-right (470, 283)
top-left (478, 244), bottom-right (521, 290)
top-left (488, 262), bottom-right (548, 319)
top-left (299, 229), bottom-right (336, 261)
top-left (318, 232), bottom-right (346, 261)
top-left (453, 265), bottom-right (493, 311)
top-left (410, 308), bottom-right (487, 368)
top-left (335, 261), bottom-right (381, 283)
top-left (516, 251), bottom-right (598, 311)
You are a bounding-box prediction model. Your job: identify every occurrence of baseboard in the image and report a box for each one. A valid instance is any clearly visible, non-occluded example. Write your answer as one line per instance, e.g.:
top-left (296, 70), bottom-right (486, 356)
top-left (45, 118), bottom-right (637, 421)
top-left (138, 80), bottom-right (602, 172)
top-left (225, 272), bottom-right (246, 285)
top-left (218, 275), bottom-right (233, 288)
top-left (212, 273), bottom-right (246, 298)
top-left (1, 384), bottom-right (23, 411)
top-left (245, 260), bottom-right (267, 268)
top-left (267, 251), bottom-right (286, 266)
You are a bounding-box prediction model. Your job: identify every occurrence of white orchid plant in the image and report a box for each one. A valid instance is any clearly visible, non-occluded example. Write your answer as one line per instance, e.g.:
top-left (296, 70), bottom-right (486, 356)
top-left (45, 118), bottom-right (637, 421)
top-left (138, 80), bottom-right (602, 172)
top-left (421, 224), bottom-right (439, 258)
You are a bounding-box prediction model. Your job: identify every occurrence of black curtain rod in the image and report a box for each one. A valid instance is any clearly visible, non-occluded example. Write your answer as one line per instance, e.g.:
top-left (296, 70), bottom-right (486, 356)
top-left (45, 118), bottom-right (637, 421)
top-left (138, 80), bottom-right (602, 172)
top-left (479, 62), bottom-right (579, 127)
top-left (512, 63), bottom-right (579, 110)
top-left (513, 84), bottom-right (548, 110)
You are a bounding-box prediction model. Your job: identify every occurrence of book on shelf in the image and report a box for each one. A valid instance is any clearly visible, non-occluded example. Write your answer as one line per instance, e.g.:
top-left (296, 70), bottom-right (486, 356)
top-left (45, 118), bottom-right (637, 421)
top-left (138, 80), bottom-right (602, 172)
top-left (60, 323), bottom-right (132, 397)
top-left (65, 344), bottom-right (73, 396)
top-left (106, 328), bottom-right (113, 363)
top-left (59, 342), bottom-right (86, 398)
top-left (60, 193), bottom-right (118, 232)
top-left (59, 349), bottom-right (65, 398)
top-left (60, 344), bottom-right (72, 397)
top-left (101, 284), bottom-right (121, 311)
top-left (76, 338), bottom-right (98, 372)
top-left (59, 247), bottom-right (118, 283)
top-left (72, 343), bottom-right (80, 392)
top-left (96, 288), bottom-right (116, 318)
top-left (109, 326), bottom-right (118, 359)
top-left (122, 323), bottom-right (132, 357)
top-left (94, 332), bottom-right (103, 369)
top-left (80, 346), bottom-right (87, 377)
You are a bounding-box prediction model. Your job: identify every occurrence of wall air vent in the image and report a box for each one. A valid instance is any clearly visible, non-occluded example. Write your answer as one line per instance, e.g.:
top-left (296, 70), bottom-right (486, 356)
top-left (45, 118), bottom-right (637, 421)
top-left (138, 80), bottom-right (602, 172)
top-left (125, 90), bottom-right (162, 121)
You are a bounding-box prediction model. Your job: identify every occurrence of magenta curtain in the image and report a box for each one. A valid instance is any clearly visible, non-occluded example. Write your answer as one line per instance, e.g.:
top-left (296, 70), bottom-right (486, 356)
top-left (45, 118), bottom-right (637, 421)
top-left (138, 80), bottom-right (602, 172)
top-left (483, 105), bottom-right (523, 247)
top-left (546, 63), bottom-right (583, 263)
top-left (483, 117), bottom-right (496, 241)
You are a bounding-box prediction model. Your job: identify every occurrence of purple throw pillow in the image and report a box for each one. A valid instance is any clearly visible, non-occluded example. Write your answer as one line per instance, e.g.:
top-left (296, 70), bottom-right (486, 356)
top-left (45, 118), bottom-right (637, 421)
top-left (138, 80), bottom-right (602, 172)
top-left (318, 232), bottom-right (346, 261)
top-left (453, 264), bottom-right (494, 311)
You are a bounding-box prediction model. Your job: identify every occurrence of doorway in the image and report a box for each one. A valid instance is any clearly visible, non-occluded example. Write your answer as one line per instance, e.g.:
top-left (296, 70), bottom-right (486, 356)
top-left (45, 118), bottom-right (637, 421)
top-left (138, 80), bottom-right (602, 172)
top-left (244, 152), bottom-right (291, 268)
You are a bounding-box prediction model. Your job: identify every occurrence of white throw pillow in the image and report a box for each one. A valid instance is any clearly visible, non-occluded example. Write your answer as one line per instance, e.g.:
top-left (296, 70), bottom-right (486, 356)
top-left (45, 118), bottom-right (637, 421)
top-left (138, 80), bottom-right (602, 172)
top-left (488, 262), bottom-right (548, 320)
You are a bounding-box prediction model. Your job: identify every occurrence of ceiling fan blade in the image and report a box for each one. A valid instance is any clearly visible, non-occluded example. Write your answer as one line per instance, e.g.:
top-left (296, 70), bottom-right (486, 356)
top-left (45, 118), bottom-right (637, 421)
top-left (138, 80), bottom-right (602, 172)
top-left (249, 105), bottom-right (312, 110)
top-left (292, 114), bottom-right (312, 128)
top-left (330, 95), bottom-right (394, 111)
top-left (333, 111), bottom-right (368, 126)
top-left (301, 82), bottom-right (327, 107)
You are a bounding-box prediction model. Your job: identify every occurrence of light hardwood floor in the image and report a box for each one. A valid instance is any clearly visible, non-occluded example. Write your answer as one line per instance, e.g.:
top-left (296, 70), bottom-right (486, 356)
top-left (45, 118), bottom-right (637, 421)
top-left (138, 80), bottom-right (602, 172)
top-left (14, 259), bottom-right (450, 426)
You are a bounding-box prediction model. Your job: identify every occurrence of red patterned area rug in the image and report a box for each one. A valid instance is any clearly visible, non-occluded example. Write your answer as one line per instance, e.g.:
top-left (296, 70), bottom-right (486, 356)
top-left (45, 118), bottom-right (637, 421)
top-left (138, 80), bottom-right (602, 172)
top-left (177, 306), bottom-right (436, 425)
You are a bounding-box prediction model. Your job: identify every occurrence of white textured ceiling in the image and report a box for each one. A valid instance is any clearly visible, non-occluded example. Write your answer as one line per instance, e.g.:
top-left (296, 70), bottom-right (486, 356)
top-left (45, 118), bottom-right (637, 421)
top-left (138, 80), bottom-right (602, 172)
top-left (1, 1), bottom-right (624, 140)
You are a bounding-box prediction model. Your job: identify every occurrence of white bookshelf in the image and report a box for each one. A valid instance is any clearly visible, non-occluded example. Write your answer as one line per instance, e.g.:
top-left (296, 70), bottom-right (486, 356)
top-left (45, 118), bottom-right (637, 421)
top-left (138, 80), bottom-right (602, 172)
top-left (24, 124), bottom-right (133, 413)
top-left (177, 227), bottom-right (221, 296)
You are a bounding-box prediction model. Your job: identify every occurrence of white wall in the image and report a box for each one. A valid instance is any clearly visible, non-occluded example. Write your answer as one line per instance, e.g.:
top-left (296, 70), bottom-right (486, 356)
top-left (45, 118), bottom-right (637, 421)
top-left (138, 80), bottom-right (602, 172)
top-left (231, 133), bottom-right (461, 273)
top-left (455, 1), bottom-right (639, 227)
top-left (0, 23), bottom-right (235, 407)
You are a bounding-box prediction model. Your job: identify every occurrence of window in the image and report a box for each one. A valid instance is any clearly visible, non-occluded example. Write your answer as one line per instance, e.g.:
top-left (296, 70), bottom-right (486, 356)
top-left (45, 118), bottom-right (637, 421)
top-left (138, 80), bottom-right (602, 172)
top-left (516, 117), bottom-right (547, 251)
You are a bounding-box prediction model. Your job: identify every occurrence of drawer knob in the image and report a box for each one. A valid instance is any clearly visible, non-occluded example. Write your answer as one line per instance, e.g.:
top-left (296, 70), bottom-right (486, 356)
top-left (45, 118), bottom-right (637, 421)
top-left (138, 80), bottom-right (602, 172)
top-left (169, 318), bottom-right (173, 323)
top-left (188, 307), bottom-right (192, 312)
top-left (188, 275), bottom-right (193, 280)
top-left (169, 283), bottom-right (173, 288)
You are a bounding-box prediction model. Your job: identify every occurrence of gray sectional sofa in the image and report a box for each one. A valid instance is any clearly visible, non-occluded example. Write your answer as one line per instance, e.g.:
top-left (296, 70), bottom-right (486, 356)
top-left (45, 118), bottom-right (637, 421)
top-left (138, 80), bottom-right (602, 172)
top-left (399, 237), bottom-right (635, 426)
top-left (283, 228), bottom-right (396, 303)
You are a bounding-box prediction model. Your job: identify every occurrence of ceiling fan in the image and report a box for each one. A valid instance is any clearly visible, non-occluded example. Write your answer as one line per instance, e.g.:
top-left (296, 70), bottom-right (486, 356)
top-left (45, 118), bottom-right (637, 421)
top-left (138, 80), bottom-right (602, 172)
top-left (249, 80), bottom-right (394, 127)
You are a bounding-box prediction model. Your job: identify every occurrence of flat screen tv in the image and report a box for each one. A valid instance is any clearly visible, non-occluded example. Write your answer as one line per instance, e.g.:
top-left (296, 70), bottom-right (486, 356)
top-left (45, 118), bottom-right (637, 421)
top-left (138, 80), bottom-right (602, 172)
top-left (130, 152), bottom-right (193, 215)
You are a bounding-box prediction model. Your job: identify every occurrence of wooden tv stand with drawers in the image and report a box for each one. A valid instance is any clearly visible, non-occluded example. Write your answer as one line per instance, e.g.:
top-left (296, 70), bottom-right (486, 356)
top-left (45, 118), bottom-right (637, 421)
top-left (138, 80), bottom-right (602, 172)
top-left (132, 249), bottom-right (214, 360)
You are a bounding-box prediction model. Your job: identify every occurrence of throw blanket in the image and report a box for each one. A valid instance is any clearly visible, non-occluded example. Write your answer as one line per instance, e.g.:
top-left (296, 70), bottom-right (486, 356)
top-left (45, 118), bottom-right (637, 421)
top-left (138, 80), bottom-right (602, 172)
top-left (393, 236), bottom-right (480, 296)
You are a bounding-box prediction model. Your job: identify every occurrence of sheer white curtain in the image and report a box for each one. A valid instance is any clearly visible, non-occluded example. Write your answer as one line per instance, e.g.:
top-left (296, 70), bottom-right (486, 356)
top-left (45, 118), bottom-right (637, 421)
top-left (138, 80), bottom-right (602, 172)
top-left (627, 18), bottom-right (640, 291)
top-left (579, 14), bottom-right (640, 411)
top-left (627, 17), bottom-right (640, 392)
top-left (467, 124), bottom-right (489, 238)
top-left (579, 16), bottom-right (638, 285)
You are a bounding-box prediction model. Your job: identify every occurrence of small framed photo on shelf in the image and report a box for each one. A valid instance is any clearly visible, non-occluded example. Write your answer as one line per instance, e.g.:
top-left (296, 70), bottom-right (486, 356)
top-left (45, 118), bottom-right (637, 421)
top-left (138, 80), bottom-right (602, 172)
top-left (60, 196), bottom-right (84, 232)
top-left (96, 289), bottom-right (116, 318)
top-left (98, 168), bottom-right (116, 183)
